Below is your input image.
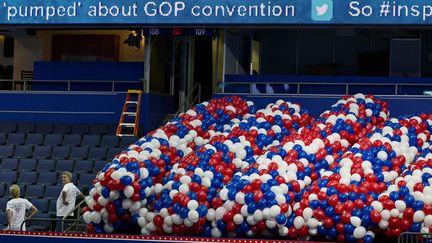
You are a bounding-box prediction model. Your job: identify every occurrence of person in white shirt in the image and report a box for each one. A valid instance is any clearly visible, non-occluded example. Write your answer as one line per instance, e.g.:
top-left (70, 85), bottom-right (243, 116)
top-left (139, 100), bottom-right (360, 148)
top-left (56, 171), bottom-right (85, 232)
top-left (6, 184), bottom-right (38, 231)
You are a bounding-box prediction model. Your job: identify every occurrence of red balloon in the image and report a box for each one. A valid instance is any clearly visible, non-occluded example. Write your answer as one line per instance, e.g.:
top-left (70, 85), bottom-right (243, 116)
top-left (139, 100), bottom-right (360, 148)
top-left (153, 215), bottom-right (164, 227)
top-left (370, 210), bottom-right (381, 223)
top-left (108, 214), bottom-right (118, 224)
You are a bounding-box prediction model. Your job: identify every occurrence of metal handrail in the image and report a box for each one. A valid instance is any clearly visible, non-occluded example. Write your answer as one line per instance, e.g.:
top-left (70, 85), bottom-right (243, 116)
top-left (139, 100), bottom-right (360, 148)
top-left (398, 232), bottom-right (432, 243)
top-left (20, 217), bottom-right (80, 232)
top-left (221, 81), bottom-right (432, 96)
top-left (175, 82), bottom-right (201, 116)
top-left (62, 199), bottom-right (87, 233)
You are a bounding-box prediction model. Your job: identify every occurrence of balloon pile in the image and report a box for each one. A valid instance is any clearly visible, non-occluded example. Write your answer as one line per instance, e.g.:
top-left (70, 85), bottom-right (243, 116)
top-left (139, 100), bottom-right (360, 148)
top-left (83, 94), bottom-right (432, 242)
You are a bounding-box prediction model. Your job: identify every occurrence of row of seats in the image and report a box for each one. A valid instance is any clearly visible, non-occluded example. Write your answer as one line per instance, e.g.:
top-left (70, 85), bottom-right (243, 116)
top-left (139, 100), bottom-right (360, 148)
top-left (0, 122), bottom-right (118, 135)
top-left (0, 184), bottom-right (65, 200)
top-left (0, 145), bottom-right (123, 160)
top-left (0, 171), bottom-right (96, 187)
top-left (0, 133), bottom-right (137, 148)
top-left (0, 158), bottom-right (108, 174)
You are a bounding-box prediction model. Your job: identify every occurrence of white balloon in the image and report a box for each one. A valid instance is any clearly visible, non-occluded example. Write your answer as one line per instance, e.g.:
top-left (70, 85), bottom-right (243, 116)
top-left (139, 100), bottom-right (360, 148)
top-left (188, 210), bottom-right (199, 223)
top-left (269, 205), bottom-right (281, 218)
top-left (350, 217), bottom-right (361, 227)
top-left (353, 226), bottom-right (366, 239)
top-left (124, 185), bottom-right (134, 198)
top-left (104, 224), bottom-right (114, 233)
top-left (413, 211), bottom-right (425, 222)
top-left (83, 211), bottom-right (92, 224)
top-left (233, 214), bottom-right (244, 225)
top-left (187, 200), bottom-right (199, 210)
top-left (211, 228), bottom-right (222, 238)
top-left (294, 216), bottom-right (304, 229)
top-left (122, 199), bottom-right (132, 209)
top-left (302, 208), bottom-right (313, 220)
top-left (424, 215), bottom-right (432, 227)
top-left (206, 208), bottom-right (216, 221)
top-left (91, 211), bottom-right (101, 224)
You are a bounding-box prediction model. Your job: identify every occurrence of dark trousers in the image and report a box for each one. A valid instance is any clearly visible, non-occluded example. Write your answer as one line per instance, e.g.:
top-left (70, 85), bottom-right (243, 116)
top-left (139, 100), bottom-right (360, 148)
top-left (55, 216), bottom-right (74, 232)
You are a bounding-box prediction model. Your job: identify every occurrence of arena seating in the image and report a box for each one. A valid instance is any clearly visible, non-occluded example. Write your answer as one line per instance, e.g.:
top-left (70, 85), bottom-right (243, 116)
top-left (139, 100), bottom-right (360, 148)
top-left (0, 122), bottom-right (138, 230)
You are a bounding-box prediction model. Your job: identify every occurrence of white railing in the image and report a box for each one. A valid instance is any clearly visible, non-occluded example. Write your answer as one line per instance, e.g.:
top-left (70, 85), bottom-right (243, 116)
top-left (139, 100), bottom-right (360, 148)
top-left (175, 82), bottom-right (201, 116)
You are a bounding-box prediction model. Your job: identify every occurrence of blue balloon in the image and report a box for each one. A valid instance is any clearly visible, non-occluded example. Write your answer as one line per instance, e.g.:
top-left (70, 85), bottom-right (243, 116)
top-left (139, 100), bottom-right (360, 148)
top-left (120, 175), bottom-right (133, 185)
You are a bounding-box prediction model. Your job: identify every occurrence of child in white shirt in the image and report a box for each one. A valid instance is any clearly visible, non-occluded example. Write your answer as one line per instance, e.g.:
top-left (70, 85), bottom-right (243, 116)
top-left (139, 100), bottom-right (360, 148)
top-left (6, 184), bottom-right (38, 231)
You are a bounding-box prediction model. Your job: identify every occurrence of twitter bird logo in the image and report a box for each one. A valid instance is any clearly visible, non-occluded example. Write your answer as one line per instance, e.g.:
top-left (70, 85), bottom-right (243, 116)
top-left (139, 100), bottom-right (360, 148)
top-left (311, 0), bottom-right (333, 21)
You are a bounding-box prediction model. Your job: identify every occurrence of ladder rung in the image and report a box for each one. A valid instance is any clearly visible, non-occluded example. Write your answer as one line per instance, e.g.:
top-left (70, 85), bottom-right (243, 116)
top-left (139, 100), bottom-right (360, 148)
top-left (116, 134), bottom-right (136, 137)
top-left (119, 123), bottom-right (135, 127)
top-left (126, 101), bottom-right (139, 104)
top-left (122, 112), bottom-right (137, 116)
top-left (128, 89), bottom-right (143, 94)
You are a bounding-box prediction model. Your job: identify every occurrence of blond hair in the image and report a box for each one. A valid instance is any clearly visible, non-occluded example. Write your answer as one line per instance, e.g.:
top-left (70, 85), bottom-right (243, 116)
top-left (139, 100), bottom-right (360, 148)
top-left (9, 184), bottom-right (20, 198)
top-left (62, 171), bottom-right (73, 181)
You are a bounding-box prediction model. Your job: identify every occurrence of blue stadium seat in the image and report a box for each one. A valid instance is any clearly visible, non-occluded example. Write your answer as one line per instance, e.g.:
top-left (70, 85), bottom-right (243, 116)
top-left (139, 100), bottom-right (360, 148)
top-left (107, 147), bottom-right (122, 160)
top-left (82, 135), bottom-right (101, 147)
top-left (63, 134), bottom-right (82, 147)
top-left (0, 171), bottom-right (18, 184)
top-left (100, 135), bottom-right (119, 147)
top-left (31, 199), bottom-right (49, 212)
top-left (1, 158), bottom-right (18, 170)
top-left (26, 133), bottom-right (44, 146)
top-left (93, 161), bottom-right (108, 173)
top-left (71, 124), bottom-right (90, 135)
top-left (48, 199), bottom-right (57, 213)
top-left (37, 159), bottom-right (56, 171)
top-left (25, 184), bottom-right (45, 199)
top-left (37, 172), bottom-right (57, 185)
top-left (107, 124), bottom-right (118, 135)
top-left (44, 185), bottom-right (62, 200)
top-left (0, 122), bottom-right (16, 133)
top-left (55, 159), bottom-right (74, 171)
top-left (74, 160), bottom-right (93, 173)
top-left (13, 145), bottom-right (33, 158)
top-left (87, 147), bottom-right (107, 161)
top-left (8, 133), bottom-right (25, 145)
top-left (0, 211), bottom-right (7, 228)
top-left (33, 146), bottom-right (52, 159)
top-left (18, 158), bottom-right (37, 171)
top-left (19, 171), bottom-right (38, 185)
top-left (0, 145), bottom-right (14, 158)
top-left (16, 123), bottom-right (35, 133)
top-left (69, 147), bottom-right (88, 160)
top-left (0, 198), bottom-right (8, 209)
top-left (34, 123), bottom-right (53, 134)
top-left (89, 124), bottom-right (108, 135)
top-left (51, 146), bottom-right (70, 160)
top-left (79, 173), bottom-right (95, 186)
top-left (0, 133), bottom-right (6, 145)
top-left (43, 134), bottom-right (63, 146)
top-left (119, 136), bottom-right (138, 148)
top-left (53, 123), bottom-right (72, 134)
top-left (0, 183), bottom-right (5, 197)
